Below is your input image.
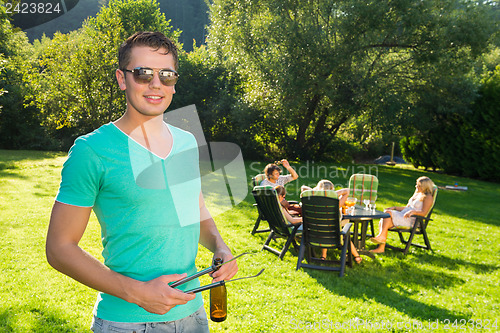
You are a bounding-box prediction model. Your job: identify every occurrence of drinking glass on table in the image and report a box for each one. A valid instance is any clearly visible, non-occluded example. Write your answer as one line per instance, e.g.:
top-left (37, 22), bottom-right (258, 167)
top-left (345, 197), bottom-right (357, 213)
top-left (363, 199), bottom-right (370, 210)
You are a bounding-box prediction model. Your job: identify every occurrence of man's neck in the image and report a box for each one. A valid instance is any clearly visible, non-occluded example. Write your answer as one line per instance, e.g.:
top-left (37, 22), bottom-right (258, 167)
top-left (114, 112), bottom-right (173, 158)
top-left (114, 111), bottom-right (165, 136)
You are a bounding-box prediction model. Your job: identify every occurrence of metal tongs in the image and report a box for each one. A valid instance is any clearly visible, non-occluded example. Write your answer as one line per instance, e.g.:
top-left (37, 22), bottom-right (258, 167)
top-left (169, 252), bottom-right (265, 294)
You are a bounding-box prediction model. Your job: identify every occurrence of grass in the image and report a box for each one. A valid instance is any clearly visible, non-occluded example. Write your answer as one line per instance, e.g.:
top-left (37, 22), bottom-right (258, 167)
top-left (1, 150), bottom-right (499, 332)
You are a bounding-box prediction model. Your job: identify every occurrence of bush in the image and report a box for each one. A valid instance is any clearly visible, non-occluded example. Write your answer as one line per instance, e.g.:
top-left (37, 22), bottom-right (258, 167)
top-left (400, 66), bottom-right (500, 181)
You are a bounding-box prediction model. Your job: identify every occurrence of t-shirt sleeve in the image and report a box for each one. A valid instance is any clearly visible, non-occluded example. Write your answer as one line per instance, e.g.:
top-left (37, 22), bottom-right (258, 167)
top-left (55, 138), bottom-right (104, 207)
top-left (281, 174), bottom-right (293, 184)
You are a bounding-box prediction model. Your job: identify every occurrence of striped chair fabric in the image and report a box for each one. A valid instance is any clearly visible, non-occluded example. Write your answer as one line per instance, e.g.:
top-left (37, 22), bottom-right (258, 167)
top-left (348, 174), bottom-right (378, 203)
top-left (300, 189), bottom-right (338, 199)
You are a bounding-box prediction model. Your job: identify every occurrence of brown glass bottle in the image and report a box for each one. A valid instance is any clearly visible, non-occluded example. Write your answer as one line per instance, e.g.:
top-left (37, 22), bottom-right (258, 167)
top-left (210, 258), bottom-right (227, 322)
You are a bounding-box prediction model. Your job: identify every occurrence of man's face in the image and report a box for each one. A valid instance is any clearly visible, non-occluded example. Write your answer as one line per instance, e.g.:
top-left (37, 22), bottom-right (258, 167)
top-left (116, 46), bottom-right (176, 117)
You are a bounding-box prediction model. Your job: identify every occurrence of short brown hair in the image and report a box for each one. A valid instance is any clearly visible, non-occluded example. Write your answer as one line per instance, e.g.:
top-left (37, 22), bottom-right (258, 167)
top-left (118, 31), bottom-right (178, 70)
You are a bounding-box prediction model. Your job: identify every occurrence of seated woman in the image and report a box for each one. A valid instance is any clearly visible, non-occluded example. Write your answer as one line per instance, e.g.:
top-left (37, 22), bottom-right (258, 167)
top-left (301, 179), bottom-right (349, 208)
top-left (370, 176), bottom-right (435, 254)
top-left (297, 182), bottom-right (362, 264)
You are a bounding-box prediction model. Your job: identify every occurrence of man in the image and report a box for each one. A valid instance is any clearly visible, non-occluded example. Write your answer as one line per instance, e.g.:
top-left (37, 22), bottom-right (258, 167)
top-left (46, 31), bottom-right (237, 332)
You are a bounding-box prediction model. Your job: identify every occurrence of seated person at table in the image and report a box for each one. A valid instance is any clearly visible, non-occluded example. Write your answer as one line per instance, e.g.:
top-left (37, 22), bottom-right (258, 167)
top-left (299, 182), bottom-right (362, 263)
top-left (275, 186), bottom-right (302, 226)
top-left (370, 176), bottom-right (435, 254)
top-left (261, 160), bottom-right (301, 215)
top-left (301, 179), bottom-right (349, 208)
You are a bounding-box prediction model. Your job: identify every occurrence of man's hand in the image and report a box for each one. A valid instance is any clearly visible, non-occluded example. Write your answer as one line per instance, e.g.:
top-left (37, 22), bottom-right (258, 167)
top-left (210, 250), bottom-right (238, 282)
top-left (281, 159), bottom-right (290, 168)
top-left (132, 273), bottom-right (196, 315)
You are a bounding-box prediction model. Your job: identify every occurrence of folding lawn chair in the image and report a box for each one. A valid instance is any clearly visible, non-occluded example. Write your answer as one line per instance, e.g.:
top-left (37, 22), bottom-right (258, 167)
top-left (251, 186), bottom-right (301, 260)
top-left (250, 174), bottom-right (300, 234)
top-left (251, 174), bottom-right (271, 235)
top-left (385, 186), bottom-right (438, 255)
top-left (348, 174), bottom-right (379, 237)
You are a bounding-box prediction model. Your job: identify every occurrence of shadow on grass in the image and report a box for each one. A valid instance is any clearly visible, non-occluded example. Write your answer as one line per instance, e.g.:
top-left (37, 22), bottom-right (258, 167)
top-left (0, 150), bottom-right (65, 164)
top-left (32, 183), bottom-right (57, 198)
top-left (414, 252), bottom-right (499, 274)
top-left (303, 259), bottom-right (469, 322)
top-left (0, 169), bottom-right (29, 180)
top-left (0, 307), bottom-right (88, 332)
top-left (259, 237), bottom-right (474, 324)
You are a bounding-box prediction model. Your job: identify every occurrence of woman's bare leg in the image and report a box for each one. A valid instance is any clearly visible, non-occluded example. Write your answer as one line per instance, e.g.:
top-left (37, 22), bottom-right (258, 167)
top-left (351, 241), bottom-right (362, 263)
top-left (321, 248), bottom-right (327, 259)
top-left (370, 216), bottom-right (394, 253)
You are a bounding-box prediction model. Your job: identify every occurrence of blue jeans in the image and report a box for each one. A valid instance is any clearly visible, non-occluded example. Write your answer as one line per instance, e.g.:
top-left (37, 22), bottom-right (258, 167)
top-left (90, 306), bottom-right (209, 333)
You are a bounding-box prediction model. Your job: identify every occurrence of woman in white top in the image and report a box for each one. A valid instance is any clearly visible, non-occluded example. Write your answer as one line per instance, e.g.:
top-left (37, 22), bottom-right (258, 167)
top-left (370, 176), bottom-right (435, 254)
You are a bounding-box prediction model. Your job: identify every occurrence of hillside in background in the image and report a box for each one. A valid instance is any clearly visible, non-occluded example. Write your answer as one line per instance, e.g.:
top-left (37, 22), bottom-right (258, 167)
top-left (22, 0), bottom-right (208, 51)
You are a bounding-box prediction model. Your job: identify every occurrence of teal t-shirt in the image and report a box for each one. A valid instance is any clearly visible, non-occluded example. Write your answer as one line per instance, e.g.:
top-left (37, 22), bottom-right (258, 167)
top-left (56, 122), bottom-right (203, 322)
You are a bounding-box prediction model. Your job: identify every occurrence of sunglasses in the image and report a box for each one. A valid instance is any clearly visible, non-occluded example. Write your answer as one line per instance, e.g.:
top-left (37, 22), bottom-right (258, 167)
top-left (122, 67), bottom-right (179, 86)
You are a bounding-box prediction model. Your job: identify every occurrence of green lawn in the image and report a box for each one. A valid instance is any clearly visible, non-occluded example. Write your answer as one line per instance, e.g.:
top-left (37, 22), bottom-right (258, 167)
top-left (1, 150), bottom-right (499, 332)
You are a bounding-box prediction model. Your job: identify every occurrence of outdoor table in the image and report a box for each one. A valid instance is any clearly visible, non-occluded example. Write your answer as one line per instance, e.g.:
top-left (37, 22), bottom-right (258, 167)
top-left (343, 205), bottom-right (390, 256)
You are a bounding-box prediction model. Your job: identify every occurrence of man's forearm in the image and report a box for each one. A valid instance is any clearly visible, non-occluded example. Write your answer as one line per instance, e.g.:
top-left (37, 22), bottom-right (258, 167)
top-left (199, 217), bottom-right (230, 254)
top-left (46, 240), bottom-right (195, 314)
top-left (198, 217), bottom-right (238, 282)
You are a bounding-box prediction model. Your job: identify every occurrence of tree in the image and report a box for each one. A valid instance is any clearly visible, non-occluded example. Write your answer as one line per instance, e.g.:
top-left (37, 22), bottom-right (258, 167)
top-left (170, 45), bottom-right (241, 143)
top-left (401, 65), bottom-right (500, 180)
top-left (206, 0), bottom-right (496, 159)
top-left (0, 1), bottom-right (51, 149)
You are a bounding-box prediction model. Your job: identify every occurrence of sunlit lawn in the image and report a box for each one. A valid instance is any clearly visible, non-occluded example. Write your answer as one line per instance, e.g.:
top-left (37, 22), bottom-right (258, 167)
top-left (1, 150), bottom-right (499, 332)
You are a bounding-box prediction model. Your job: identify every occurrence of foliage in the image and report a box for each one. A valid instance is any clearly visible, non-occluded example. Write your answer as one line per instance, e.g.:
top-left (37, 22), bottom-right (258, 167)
top-left (1, 151), bottom-right (500, 331)
top-left (0, 55), bottom-right (5, 102)
top-left (26, 0), bottom-right (181, 149)
top-left (400, 135), bottom-right (438, 171)
top-left (401, 65), bottom-right (500, 181)
top-left (170, 45), bottom-right (241, 144)
top-left (206, 0), bottom-right (496, 160)
top-left (0, 3), bottom-right (52, 149)
top-left (0, 0), bottom-right (12, 52)
top-left (0, 62), bottom-right (51, 150)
